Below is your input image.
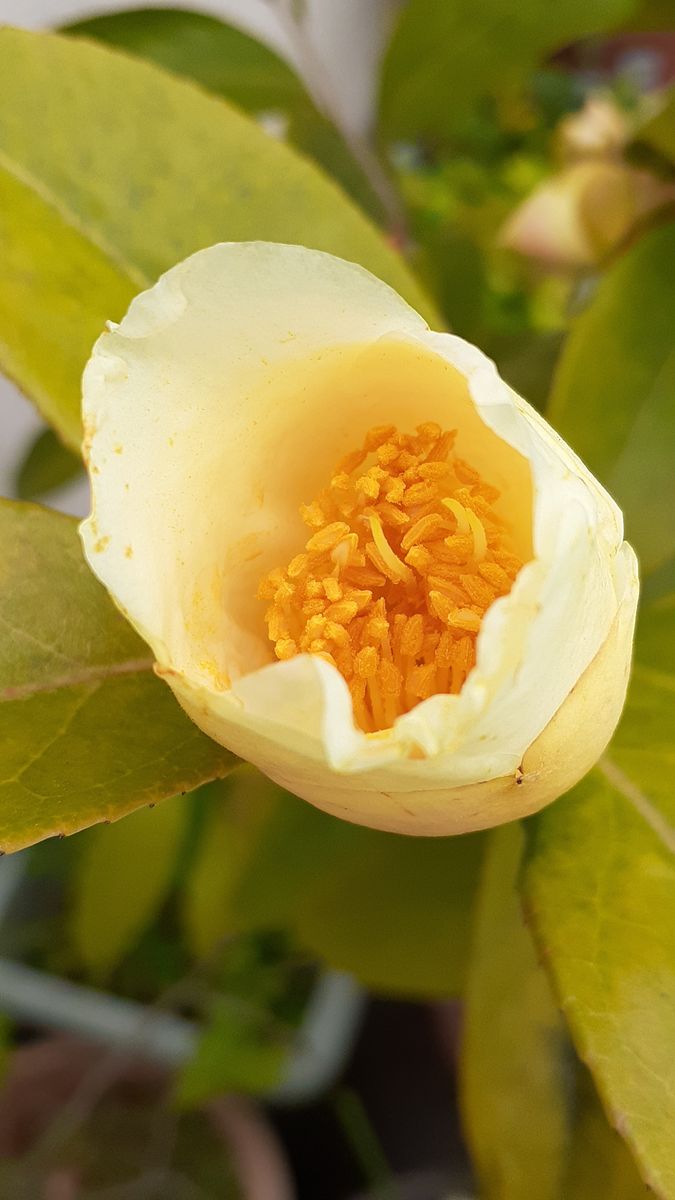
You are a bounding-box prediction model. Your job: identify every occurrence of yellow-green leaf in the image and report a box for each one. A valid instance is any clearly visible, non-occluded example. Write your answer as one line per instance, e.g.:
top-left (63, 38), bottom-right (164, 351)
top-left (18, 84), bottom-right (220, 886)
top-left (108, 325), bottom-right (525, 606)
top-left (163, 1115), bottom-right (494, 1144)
top-left (71, 795), bottom-right (189, 981)
top-left (462, 823), bottom-right (649, 1199)
top-left (0, 500), bottom-right (235, 852)
top-left (564, 1071), bottom-right (650, 1199)
top-left (182, 768), bottom-right (278, 960)
top-left (0, 26), bottom-right (435, 449)
top-left (523, 587), bottom-right (675, 1198)
top-left (549, 222), bottom-right (675, 575)
top-left (461, 823), bottom-right (570, 1199)
top-left (63, 8), bottom-right (383, 221)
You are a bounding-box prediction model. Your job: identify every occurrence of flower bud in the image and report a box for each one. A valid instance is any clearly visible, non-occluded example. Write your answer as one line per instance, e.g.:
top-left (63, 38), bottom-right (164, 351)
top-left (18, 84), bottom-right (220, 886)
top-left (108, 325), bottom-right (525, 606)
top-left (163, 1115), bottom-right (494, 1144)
top-left (501, 162), bottom-right (674, 270)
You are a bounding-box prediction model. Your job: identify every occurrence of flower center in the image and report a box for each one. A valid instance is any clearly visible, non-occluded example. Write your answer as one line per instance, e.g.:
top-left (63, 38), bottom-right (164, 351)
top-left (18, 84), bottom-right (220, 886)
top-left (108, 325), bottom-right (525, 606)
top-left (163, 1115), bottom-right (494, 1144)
top-left (258, 422), bottom-right (523, 733)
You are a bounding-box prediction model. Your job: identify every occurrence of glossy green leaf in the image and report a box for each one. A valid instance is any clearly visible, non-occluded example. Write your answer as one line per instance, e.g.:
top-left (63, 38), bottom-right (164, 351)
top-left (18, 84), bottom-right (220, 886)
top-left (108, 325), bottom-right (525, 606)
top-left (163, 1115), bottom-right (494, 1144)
top-left (379, 0), bottom-right (634, 142)
top-left (523, 583), bottom-right (675, 1197)
top-left (0, 500), bottom-right (235, 852)
top-left (461, 823), bottom-right (570, 1199)
top-left (0, 26), bottom-right (435, 450)
top-left (63, 8), bottom-right (383, 221)
top-left (71, 794), bottom-right (189, 980)
top-left (549, 222), bottom-right (675, 574)
top-left (15, 428), bottom-right (83, 501)
top-left (183, 767), bottom-right (484, 997)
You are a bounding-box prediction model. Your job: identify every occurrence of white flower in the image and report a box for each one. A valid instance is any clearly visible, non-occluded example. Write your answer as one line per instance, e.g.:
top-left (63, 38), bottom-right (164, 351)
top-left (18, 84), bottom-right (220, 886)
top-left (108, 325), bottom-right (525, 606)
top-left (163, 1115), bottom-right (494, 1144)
top-left (81, 243), bottom-right (638, 835)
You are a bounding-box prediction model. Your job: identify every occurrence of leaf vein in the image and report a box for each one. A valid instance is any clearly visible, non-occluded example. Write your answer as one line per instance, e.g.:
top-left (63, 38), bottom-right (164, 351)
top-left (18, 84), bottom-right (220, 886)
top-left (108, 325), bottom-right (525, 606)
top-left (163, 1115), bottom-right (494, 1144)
top-left (0, 149), bottom-right (150, 291)
top-left (599, 755), bottom-right (675, 857)
top-left (0, 656), bottom-right (154, 702)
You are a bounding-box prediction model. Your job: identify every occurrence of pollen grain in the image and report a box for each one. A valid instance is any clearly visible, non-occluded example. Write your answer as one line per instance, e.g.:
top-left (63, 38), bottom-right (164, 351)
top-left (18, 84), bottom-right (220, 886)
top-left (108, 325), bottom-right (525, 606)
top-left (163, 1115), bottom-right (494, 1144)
top-left (258, 422), bottom-right (523, 733)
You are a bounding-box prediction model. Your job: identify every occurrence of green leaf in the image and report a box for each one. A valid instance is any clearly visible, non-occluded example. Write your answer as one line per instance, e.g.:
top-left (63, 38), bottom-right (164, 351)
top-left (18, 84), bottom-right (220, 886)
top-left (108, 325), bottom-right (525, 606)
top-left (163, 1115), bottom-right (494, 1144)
top-left (183, 767), bottom-right (484, 997)
top-left (548, 222), bottom-right (675, 575)
top-left (462, 823), bottom-right (649, 1199)
top-left (379, 0), bottom-right (634, 142)
top-left (15, 428), bottom-right (83, 501)
top-left (0, 500), bottom-right (235, 852)
top-left (63, 8), bottom-right (383, 221)
top-left (461, 823), bottom-right (571, 1199)
top-left (71, 794), bottom-right (189, 980)
top-left (290, 812), bottom-right (484, 997)
top-left (564, 1071), bottom-right (651, 1199)
top-left (0, 27), bottom-right (434, 449)
top-left (65, 7), bottom-right (307, 114)
top-left (182, 769), bottom-right (279, 960)
top-left (522, 584), bottom-right (675, 1197)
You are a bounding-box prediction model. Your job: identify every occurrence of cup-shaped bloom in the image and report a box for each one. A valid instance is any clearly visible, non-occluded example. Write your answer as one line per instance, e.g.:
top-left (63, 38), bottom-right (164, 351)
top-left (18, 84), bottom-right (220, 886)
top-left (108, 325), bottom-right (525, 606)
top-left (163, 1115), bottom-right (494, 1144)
top-left (80, 243), bottom-right (638, 835)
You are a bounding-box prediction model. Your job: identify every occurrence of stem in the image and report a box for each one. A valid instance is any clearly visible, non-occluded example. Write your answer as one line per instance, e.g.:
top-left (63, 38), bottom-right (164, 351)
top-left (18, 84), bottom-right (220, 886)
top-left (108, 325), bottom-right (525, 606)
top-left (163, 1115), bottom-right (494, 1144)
top-left (269, 0), bottom-right (408, 241)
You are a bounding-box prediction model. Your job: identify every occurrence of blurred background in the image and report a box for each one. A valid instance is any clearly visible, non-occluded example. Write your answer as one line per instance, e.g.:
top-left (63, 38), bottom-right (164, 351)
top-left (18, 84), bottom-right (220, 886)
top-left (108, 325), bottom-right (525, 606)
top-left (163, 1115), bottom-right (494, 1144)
top-left (0, 1), bottom-right (673, 1197)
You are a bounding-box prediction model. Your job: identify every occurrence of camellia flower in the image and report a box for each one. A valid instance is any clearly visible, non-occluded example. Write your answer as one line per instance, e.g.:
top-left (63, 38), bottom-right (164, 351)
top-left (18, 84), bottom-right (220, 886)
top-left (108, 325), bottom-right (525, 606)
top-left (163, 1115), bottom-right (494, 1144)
top-left (81, 243), bottom-right (638, 835)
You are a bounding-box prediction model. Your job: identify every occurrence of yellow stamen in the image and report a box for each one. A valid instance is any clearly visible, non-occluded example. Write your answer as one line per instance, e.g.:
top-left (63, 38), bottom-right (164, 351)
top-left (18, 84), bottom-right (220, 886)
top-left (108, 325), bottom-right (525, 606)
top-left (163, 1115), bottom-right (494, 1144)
top-left (257, 422), bottom-right (525, 732)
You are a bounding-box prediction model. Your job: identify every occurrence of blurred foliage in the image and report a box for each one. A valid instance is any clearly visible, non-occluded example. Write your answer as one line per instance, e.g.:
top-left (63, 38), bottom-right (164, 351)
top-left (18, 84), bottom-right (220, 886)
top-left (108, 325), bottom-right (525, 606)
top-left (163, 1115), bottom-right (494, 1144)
top-left (393, 70), bottom-right (585, 404)
top-left (379, 0), bottom-right (635, 143)
top-left (183, 766), bottom-right (484, 998)
top-left (0, 1077), bottom-right (243, 1198)
top-left (176, 984), bottom-right (290, 1104)
top-left (15, 429), bottom-right (83, 502)
top-left (71, 796), bottom-right (191, 982)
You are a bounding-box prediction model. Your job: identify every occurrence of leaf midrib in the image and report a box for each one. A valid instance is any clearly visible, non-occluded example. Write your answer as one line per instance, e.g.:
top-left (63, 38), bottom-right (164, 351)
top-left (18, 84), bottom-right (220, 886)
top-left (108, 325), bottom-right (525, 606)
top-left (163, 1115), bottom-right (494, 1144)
top-left (0, 146), bottom-right (150, 291)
